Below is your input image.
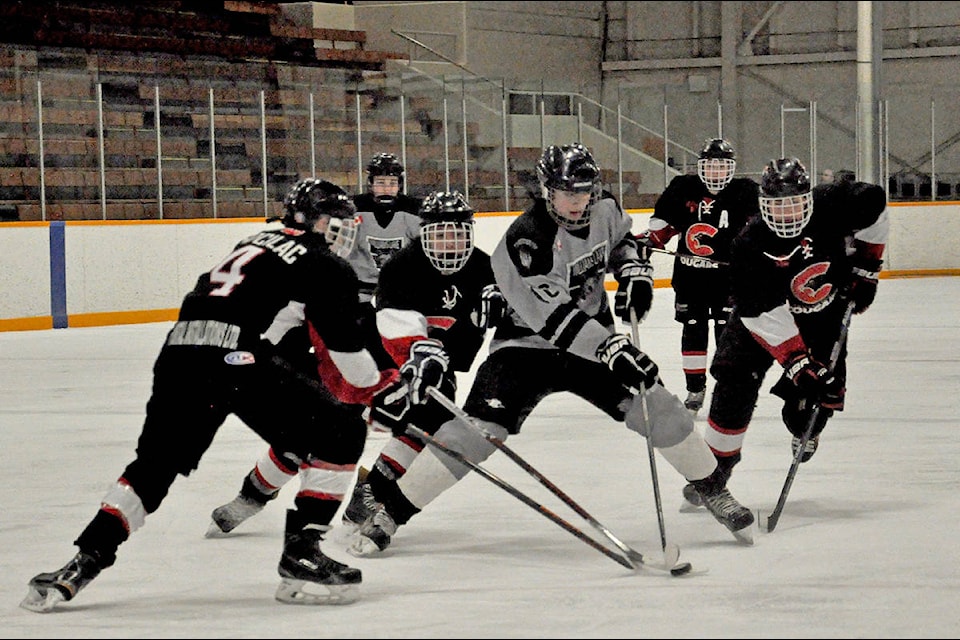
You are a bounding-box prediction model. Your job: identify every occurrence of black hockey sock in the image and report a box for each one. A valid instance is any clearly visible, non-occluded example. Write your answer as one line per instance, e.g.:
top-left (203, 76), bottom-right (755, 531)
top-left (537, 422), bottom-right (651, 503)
top-left (73, 509), bottom-right (129, 568)
top-left (240, 473), bottom-right (279, 505)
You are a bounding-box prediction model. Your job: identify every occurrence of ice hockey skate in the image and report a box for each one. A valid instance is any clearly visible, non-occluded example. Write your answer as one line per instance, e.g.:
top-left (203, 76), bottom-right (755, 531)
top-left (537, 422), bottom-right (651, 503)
top-left (683, 389), bottom-right (706, 413)
top-left (20, 551), bottom-right (102, 613)
top-left (276, 510), bottom-right (361, 605)
top-left (697, 485), bottom-right (755, 544)
top-left (348, 505), bottom-right (397, 557)
top-left (341, 467), bottom-right (379, 530)
top-left (205, 493), bottom-right (268, 538)
top-left (792, 434), bottom-right (819, 462)
top-left (679, 482), bottom-right (704, 513)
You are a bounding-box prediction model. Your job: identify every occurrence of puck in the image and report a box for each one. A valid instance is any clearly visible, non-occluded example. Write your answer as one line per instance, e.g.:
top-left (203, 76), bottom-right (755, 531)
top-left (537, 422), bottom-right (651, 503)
top-left (670, 562), bottom-right (693, 576)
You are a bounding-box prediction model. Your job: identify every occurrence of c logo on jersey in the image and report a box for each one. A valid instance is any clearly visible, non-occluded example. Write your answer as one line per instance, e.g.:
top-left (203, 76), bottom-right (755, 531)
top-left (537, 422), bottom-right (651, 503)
top-left (790, 261), bottom-right (833, 305)
top-left (684, 222), bottom-right (718, 256)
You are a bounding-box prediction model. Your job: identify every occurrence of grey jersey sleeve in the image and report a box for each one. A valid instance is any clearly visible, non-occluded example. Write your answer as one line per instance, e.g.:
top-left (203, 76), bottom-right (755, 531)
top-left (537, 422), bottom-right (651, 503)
top-left (490, 200), bottom-right (628, 362)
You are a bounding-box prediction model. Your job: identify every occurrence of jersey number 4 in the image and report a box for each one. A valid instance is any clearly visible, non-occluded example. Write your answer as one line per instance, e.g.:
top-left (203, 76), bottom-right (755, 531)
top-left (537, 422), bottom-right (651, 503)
top-left (208, 246), bottom-right (265, 297)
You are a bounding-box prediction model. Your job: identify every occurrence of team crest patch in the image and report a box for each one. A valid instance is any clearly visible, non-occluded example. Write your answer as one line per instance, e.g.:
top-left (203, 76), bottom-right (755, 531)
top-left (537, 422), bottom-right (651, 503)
top-left (224, 351), bottom-right (256, 365)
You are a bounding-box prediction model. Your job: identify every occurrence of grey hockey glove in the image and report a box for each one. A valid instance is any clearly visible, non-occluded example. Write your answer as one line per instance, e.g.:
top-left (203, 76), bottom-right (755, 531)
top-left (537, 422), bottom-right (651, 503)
top-left (784, 352), bottom-right (844, 410)
top-left (400, 339), bottom-right (451, 404)
top-left (370, 378), bottom-right (412, 436)
top-left (471, 284), bottom-right (507, 329)
top-left (613, 260), bottom-right (654, 322)
top-left (597, 333), bottom-right (659, 395)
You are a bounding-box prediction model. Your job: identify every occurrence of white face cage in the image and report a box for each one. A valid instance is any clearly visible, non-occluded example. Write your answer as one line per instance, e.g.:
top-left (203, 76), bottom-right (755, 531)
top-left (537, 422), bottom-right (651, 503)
top-left (325, 215), bottom-right (359, 258)
top-left (759, 192), bottom-right (813, 238)
top-left (697, 158), bottom-right (737, 192)
top-left (421, 220), bottom-right (474, 274)
top-left (543, 186), bottom-right (598, 230)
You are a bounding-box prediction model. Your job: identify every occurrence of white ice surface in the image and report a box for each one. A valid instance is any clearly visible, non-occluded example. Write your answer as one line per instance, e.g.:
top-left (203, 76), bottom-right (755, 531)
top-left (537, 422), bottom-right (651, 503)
top-left (1, 277), bottom-right (958, 638)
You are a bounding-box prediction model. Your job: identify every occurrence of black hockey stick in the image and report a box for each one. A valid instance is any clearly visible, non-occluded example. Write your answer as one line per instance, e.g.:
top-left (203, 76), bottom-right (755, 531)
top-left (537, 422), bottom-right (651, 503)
top-left (403, 422), bottom-right (636, 571)
top-left (630, 309), bottom-right (668, 554)
top-left (424, 388), bottom-right (692, 576)
top-left (761, 299), bottom-right (856, 533)
top-left (646, 245), bottom-right (729, 266)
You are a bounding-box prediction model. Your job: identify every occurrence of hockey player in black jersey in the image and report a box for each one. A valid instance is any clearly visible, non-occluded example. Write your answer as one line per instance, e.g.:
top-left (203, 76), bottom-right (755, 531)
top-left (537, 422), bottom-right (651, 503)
top-left (349, 143), bottom-right (757, 555)
top-left (350, 152), bottom-right (424, 303)
top-left (635, 138), bottom-right (759, 413)
top-left (681, 158), bottom-right (888, 510)
top-left (203, 191), bottom-right (504, 543)
top-left (20, 178), bottom-right (410, 612)
top-left (345, 191), bottom-right (504, 547)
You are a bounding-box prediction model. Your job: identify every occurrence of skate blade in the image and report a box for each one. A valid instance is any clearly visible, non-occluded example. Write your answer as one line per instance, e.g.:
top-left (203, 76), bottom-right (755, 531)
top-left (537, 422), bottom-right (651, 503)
top-left (275, 578), bottom-right (359, 605)
top-left (678, 499), bottom-right (703, 514)
top-left (204, 520), bottom-right (233, 539)
top-left (730, 520), bottom-right (756, 545)
top-left (20, 586), bottom-right (65, 613)
top-left (346, 534), bottom-right (386, 558)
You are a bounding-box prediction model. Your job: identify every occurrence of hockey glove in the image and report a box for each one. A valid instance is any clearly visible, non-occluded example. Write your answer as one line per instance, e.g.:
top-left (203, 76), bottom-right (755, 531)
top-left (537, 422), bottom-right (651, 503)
top-left (848, 258), bottom-right (881, 315)
top-left (370, 378), bottom-right (412, 436)
top-left (597, 333), bottom-right (659, 395)
top-left (784, 352), bottom-right (844, 410)
top-left (613, 260), bottom-right (654, 322)
top-left (471, 284), bottom-right (507, 329)
top-left (400, 339), bottom-right (451, 405)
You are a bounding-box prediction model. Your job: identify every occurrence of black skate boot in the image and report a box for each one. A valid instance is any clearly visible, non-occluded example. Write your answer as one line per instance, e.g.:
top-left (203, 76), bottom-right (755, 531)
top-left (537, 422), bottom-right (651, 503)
top-left (690, 471), bottom-right (755, 545)
top-left (683, 389), bottom-right (706, 413)
top-left (679, 482), bottom-right (704, 512)
top-left (21, 551), bottom-right (103, 613)
top-left (341, 467), bottom-right (380, 530)
top-left (791, 435), bottom-right (819, 463)
top-left (276, 510), bottom-right (361, 605)
top-left (348, 504), bottom-right (398, 557)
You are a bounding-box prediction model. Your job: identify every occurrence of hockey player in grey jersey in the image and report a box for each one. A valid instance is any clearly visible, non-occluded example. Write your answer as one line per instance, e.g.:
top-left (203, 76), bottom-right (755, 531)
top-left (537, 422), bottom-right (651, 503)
top-left (349, 144), bottom-right (755, 556)
top-left (350, 152), bottom-right (423, 303)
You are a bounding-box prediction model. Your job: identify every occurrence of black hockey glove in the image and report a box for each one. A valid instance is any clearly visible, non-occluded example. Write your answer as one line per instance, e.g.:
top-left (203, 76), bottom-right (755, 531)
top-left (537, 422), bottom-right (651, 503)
top-left (613, 260), bottom-right (654, 323)
top-left (784, 352), bottom-right (844, 410)
top-left (848, 258), bottom-right (881, 315)
top-left (370, 378), bottom-right (412, 436)
top-left (400, 339), bottom-right (450, 405)
top-left (471, 284), bottom-right (507, 329)
top-left (597, 333), bottom-right (659, 395)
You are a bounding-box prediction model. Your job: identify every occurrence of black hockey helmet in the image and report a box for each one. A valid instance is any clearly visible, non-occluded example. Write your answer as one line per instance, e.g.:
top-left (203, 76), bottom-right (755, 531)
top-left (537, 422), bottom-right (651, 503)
top-left (536, 143), bottom-right (601, 230)
top-left (278, 178), bottom-right (358, 255)
top-left (418, 190), bottom-right (475, 274)
top-left (697, 138), bottom-right (736, 192)
top-left (366, 152), bottom-right (405, 203)
top-left (759, 158), bottom-right (813, 238)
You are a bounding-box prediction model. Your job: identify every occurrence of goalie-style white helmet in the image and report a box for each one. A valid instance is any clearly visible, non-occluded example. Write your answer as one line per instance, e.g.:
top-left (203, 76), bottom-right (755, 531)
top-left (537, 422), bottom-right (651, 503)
top-left (697, 138), bottom-right (737, 193)
top-left (418, 190), bottom-right (475, 275)
top-left (759, 158), bottom-right (813, 238)
top-left (278, 178), bottom-right (359, 257)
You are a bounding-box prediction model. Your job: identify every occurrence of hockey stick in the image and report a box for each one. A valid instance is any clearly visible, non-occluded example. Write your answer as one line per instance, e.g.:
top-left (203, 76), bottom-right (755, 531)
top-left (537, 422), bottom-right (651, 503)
top-left (629, 309), bottom-right (668, 554)
top-left (403, 422), bottom-right (636, 571)
top-left (646, 245), bottom-right (729, 266)
top-left (761, 299), bottom-right (856, 533)
top-left (424, 387), bottom-right (692, 576)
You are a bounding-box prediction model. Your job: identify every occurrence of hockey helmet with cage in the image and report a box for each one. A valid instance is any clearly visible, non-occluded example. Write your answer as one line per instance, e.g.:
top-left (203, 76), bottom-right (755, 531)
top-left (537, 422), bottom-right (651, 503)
top-left (279, 178), bottom-right (359, 257)
top-left (418, 190), bottom-right (475, 275)
top-left (536, 143), bottom-right (602, 230)
top-left (697, 138), bottom-right (737, 192)
top-left (759, 158), bottom-right (813, 238)
top-left (366, 152), bottom-right (405, 204)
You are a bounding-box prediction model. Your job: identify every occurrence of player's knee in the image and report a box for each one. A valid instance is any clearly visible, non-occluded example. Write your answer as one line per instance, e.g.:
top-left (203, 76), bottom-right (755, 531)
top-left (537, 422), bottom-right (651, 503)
top-left (624, 383), bottom-right (694, 447)
top-left (433, 418), bottom-right (504, 465)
